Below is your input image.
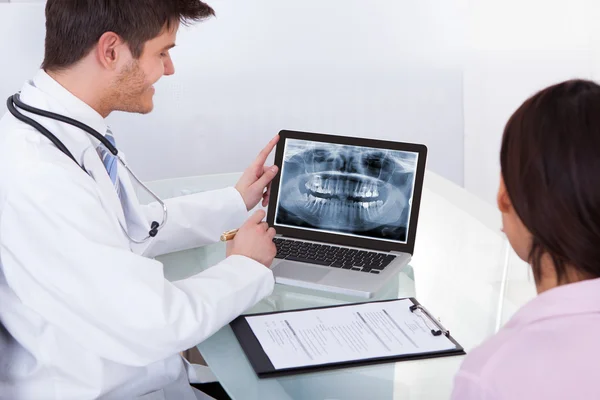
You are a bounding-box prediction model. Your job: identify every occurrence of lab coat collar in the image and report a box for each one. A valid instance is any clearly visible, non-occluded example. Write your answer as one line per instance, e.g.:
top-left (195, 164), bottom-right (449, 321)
top-left (30, 69), bottom-right (109, 148)
top-left (19, 70), bottom-right (129, 233)
top-left (19, 69), bottom-right (108, 162)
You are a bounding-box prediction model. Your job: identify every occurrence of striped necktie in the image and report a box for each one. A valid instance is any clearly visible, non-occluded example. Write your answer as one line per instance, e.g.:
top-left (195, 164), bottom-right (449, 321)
top-left (98, 127), bottom-right (120, 195)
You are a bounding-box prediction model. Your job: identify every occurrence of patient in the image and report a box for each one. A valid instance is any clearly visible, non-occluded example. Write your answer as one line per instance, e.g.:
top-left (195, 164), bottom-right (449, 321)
top-left (451, 79), bottom-right (600, 399)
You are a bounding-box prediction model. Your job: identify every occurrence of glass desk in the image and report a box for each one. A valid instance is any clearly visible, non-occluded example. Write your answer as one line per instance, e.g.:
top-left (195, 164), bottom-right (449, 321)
top-left (142, 171), bottom-right (537, 400)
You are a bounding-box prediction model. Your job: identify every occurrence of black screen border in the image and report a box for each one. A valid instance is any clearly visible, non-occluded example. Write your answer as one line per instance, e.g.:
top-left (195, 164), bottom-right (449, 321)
top-left (266, 130), bottom-right (427, 254)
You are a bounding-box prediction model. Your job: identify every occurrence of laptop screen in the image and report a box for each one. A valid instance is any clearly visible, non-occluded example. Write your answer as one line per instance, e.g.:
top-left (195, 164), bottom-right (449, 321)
top-left (273, 138), bottom-right (420, 244)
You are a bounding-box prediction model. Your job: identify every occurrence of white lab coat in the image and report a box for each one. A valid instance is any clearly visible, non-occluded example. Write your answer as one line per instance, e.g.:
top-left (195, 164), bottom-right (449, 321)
top-left (0, 70), bottom-right (274, 400)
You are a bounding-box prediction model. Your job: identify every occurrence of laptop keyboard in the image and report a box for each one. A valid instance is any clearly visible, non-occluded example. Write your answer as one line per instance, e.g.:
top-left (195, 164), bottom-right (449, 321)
top-left (273, 238), bottom-right (396, 274)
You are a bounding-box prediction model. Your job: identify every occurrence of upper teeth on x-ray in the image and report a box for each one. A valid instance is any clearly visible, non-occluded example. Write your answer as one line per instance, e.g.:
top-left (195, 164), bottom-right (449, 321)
top-left (275, 139), bottom-right (418, 242)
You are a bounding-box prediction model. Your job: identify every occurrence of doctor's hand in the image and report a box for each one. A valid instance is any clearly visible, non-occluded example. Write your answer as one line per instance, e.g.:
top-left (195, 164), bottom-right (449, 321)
top-left (226, 210), bottom-right (277, 267)
top-left (235, 135), bottom-right (280, 211)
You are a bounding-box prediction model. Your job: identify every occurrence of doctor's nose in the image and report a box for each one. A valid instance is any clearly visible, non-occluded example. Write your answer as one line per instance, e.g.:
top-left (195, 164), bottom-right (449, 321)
top-left (164, 57), bottom-right (175, 76)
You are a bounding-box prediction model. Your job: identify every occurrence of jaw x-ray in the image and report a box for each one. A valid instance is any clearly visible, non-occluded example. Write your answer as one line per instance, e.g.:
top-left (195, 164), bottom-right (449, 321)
top-left (274, 139), bottom-right (418, 243)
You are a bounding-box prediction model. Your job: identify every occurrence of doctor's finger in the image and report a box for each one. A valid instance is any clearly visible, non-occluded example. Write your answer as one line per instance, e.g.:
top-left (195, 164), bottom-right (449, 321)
top-left (258, 222), bottom-right (269, 231)
top-left (253, 135), bottom-right (280, 166)
top-left (262, 164), bottom-right (275, 177)
top-left (267, 227), bottom-right (277, 239)
top-left (246, 209), bottom-right (266, 225)
top-left (252, 166), bottom-right (279, 192)
top-left (262, 184), bottom-right (272, 207)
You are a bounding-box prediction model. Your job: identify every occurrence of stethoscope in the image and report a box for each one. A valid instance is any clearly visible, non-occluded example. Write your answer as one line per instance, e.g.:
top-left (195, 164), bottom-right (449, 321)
top-left (6, 93), bottom-right (168, 243)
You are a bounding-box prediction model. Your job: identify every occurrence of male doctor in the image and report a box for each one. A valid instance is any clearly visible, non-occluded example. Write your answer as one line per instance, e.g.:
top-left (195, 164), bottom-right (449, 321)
top-left (0, 1), bottom-right (279, 399)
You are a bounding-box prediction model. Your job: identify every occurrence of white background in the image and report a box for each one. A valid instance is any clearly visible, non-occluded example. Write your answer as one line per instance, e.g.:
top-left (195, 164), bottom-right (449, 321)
top-left (1, 1), bottom-right (600, 204)
top-left (464, 0), bottom-right (600, 204)
top-left (0, 1), bottom-right (466, 187)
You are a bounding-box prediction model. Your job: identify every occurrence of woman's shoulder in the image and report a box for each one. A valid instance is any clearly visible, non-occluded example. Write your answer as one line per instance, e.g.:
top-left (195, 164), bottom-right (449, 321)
top-left (452, 308), bottom-right (600, 399)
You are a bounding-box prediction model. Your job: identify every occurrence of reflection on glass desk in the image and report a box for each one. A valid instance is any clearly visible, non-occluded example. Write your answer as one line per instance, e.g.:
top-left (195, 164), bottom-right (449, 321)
top-left (147, 171), bottom-right (537, 400)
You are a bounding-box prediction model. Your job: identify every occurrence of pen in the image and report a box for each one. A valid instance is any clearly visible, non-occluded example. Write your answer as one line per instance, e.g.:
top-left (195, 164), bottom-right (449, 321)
top-left (220, 229), bottom-right (239, 242)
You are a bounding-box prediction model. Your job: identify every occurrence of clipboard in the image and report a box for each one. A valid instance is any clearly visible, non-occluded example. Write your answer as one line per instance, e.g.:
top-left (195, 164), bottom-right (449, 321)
top-left (230, 297), bottom-right (465, 378)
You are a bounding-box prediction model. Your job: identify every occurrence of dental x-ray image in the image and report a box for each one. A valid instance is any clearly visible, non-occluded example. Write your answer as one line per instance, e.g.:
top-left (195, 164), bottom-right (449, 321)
top-left (274, 139), bottom-right (418, 243)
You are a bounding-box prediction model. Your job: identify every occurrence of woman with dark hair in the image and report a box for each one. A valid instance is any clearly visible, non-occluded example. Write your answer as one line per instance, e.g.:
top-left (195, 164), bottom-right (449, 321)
top-left (451, 79), bottom-right (600, 399)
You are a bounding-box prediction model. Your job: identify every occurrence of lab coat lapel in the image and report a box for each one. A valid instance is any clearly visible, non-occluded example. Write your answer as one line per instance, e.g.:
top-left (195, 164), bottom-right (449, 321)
top-left (18, 79), bottom-right (141, 247)
top-left (81, 148), bottom-right (128, 232)
top-left (117, 156), bottom-right (156, 253)
top-left (18, 82), bottom-right (128, 230)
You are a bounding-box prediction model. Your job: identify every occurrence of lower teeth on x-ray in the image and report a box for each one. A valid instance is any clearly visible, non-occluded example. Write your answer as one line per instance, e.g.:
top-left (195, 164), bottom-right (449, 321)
top-left (275, 139), bottom-right (418, 242)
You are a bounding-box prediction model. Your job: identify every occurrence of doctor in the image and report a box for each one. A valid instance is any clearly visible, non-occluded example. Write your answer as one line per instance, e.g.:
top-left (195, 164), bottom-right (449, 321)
top-left (0, 1), bottom-right (279, 400)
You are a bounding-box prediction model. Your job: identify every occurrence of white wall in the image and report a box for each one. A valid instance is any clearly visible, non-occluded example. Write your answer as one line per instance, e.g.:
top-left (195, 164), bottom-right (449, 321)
top-left (463, 0), bottom-right (599, 204)
top-left (4, 1), bottom-right (600, 204)
top-left (0, 1), bottom-right (466, 185)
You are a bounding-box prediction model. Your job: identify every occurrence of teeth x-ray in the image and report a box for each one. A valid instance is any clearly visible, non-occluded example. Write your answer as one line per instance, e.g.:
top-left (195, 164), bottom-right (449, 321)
top-left (274, 139), bottom-right (418, 243)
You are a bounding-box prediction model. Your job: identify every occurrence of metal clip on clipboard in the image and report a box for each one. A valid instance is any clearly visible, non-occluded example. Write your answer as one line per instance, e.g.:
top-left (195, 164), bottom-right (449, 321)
top-left (409, 304), bottom-right (450, 337)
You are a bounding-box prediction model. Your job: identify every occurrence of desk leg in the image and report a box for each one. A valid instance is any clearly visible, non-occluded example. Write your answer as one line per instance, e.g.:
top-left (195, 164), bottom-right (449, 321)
top-left (183, 347), bottom-right (208, 366)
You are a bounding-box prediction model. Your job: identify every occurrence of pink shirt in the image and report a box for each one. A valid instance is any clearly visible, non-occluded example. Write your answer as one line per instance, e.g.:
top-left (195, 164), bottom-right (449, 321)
top-left (451, 277), bottom-right (600, 400)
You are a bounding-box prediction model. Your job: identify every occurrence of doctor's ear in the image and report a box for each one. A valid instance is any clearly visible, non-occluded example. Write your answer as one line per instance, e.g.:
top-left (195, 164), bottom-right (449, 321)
top-left (95, 32), bottom-right (128, 70)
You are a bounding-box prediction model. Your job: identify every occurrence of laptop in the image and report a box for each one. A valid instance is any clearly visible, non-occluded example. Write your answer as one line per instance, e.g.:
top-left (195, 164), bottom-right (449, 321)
top-left (267, 130), bottom-right (427, 298)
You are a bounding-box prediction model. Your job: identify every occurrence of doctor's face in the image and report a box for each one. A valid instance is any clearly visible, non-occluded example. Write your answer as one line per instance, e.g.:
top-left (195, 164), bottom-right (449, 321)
top-left (111, 23), bottom-right (177, 114)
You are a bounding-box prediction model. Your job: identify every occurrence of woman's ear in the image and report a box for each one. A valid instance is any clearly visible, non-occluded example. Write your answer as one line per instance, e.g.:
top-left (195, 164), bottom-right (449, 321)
top-left (497, 176), bottom-right (512, 214)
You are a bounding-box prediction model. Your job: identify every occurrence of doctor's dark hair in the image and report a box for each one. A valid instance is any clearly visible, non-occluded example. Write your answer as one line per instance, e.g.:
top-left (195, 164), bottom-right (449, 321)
top-left (500, 79), bottom-right (600, 284)
top-left (41, 0), bottom-right (215, 71)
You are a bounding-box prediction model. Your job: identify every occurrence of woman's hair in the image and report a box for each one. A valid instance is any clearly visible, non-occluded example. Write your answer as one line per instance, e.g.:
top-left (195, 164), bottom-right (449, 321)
top-left (42, 0), bottom-right (215, 72)
top-left (500, 79), bottom-right (600, 283)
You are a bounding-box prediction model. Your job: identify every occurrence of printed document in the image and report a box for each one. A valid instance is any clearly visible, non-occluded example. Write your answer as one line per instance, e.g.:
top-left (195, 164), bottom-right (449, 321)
top-left (245, 299), bottom-right (456, 370)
